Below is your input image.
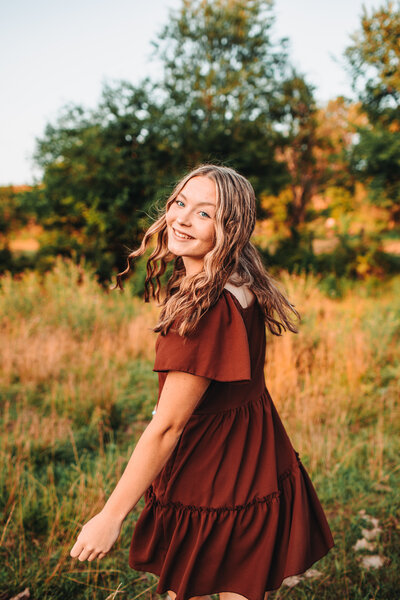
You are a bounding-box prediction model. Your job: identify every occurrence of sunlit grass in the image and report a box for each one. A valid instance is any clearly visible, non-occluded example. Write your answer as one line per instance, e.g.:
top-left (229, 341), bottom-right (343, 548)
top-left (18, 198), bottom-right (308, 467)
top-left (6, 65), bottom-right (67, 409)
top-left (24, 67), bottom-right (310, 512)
top-left (0, 257), bottom-right (399, 599)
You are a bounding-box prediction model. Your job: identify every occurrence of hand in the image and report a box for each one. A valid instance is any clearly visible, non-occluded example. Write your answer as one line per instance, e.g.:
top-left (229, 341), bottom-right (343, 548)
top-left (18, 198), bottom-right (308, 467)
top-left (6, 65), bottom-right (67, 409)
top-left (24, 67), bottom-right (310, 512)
top-left (70, 509), bottom-right (123, 562)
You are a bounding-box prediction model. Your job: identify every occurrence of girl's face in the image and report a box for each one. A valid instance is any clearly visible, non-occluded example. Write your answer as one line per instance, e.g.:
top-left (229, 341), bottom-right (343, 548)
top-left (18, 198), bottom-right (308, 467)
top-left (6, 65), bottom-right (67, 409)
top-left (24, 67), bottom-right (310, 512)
top-left (166, 176), bottom-right (217, 276)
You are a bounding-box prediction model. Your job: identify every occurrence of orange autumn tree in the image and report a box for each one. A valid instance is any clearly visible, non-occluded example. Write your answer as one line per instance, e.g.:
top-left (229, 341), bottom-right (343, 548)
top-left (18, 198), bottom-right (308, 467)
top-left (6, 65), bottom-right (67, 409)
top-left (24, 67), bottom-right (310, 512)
top-left (255, 94), bottom-right (367, 246)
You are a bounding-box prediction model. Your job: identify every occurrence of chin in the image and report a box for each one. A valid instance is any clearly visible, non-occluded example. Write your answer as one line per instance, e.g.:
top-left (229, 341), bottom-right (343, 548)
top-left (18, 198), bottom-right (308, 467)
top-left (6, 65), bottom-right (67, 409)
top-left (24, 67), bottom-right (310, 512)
top-left (167, 243), bottom-right (179, 256)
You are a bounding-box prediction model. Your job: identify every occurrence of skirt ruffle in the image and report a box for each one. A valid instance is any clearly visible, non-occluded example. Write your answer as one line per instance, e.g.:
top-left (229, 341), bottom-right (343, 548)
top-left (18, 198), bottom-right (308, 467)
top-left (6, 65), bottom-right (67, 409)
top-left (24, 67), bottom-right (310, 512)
top-left (129, 454), bottom-right (334, 600)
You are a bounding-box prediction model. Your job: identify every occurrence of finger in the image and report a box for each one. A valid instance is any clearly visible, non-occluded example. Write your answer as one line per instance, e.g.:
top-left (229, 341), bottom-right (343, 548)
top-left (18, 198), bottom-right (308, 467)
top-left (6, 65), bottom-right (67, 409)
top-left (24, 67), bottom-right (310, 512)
top-left (87, 550), bottom-right (99, 562)
top-left (97, 552), bottom-right (107, 560)
top-left (78, 548), bottom-right (94, 562)
top-left (70, 542), bottom-right (84, 558)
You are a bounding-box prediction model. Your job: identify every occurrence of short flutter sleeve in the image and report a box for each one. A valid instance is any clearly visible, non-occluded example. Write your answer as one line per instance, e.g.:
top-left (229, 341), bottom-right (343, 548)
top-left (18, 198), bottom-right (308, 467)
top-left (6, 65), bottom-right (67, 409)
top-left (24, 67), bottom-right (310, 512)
top-left (153, 291), bottom-right (251, 383)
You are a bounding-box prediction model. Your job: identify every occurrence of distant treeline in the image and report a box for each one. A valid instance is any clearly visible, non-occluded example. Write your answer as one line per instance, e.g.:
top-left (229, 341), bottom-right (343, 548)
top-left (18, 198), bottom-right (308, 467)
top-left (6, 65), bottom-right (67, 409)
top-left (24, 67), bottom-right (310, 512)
top-left (1, 0), bottom-right (399, 288)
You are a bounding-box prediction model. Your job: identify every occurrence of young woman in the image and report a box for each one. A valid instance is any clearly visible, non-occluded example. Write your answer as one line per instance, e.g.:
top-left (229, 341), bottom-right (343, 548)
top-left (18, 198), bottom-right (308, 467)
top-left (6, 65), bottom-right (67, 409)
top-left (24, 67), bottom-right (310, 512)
top-left (70, 164), bottom-right (335, 600)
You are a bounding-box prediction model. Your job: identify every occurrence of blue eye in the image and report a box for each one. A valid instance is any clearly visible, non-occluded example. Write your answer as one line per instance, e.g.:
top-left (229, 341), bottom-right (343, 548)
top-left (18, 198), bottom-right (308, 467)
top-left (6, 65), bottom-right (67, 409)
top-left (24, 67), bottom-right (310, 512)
top-left (174, 198), bottom-right (211, 218)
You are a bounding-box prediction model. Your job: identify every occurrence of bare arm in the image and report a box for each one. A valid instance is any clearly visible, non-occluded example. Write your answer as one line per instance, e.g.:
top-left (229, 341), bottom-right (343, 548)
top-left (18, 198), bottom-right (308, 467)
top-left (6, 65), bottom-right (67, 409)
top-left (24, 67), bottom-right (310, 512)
top-left (70, 370), bottom-right (211, 562)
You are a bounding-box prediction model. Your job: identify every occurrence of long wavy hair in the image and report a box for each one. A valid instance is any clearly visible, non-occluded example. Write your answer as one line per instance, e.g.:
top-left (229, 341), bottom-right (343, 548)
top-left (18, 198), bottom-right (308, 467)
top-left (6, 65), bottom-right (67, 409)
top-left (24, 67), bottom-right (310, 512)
top-left (112, 164), bottom-right (301, 337)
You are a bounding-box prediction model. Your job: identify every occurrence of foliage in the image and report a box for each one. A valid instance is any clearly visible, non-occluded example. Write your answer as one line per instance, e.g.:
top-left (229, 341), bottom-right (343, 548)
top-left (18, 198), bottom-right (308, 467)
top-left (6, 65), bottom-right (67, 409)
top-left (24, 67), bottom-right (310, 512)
top-left (344, 0), bottom-right (400, 223)
top-left (348, 124), bottom-right (400, 216)
top-left (21, 84), bottom-right (169, 283)
top-left (273, 93), bottom-right (370, 238)
top-left (19, 0), bottom-right (320, 283)
top-left (0, 185), bottom-right (33, 273)
top-left (0, 187), bottom-right (24, 241)
top-left (272, 73), bottom-right (320, 232)
top-left (259, 226), bottom-right (399, 285)
top-left (150, 0), bottom-right (294, 198)
top-left (11, 0), bottom-right (400, 286)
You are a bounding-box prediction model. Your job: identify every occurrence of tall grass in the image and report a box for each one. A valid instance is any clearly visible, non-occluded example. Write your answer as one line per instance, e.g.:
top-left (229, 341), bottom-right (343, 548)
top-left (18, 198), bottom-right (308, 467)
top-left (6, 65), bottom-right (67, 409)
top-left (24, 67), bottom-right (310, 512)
top-left (0, 257), bottom-right (399, 599)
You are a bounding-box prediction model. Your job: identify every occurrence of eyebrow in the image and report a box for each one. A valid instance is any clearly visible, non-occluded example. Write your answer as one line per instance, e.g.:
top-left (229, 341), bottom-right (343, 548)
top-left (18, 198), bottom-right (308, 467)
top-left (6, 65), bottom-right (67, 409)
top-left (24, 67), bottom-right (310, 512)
top-left (178, 192), bottom-right (216, 208)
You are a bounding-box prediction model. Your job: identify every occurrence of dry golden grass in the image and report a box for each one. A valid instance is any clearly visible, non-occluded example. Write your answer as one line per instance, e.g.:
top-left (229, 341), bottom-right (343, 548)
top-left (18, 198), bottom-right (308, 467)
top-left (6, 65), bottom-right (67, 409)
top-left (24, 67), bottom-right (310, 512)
top-left (264, 272), bottom-right (399, 480)
top-left (0, 259), bottom-right (399, 599)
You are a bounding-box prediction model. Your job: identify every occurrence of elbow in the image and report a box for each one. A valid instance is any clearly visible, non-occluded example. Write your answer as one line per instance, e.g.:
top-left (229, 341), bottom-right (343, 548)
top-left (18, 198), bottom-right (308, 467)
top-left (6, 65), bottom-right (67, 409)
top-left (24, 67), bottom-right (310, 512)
top-left (164, 424), bottom-right (185, 440)
top-left (151, 417), bottom-right (185, 440)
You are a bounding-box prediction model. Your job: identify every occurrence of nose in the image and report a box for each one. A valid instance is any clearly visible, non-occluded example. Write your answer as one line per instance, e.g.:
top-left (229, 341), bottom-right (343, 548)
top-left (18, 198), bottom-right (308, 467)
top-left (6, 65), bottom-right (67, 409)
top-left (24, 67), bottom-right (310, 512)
top-left (176, 208), bottom-right (192, 227)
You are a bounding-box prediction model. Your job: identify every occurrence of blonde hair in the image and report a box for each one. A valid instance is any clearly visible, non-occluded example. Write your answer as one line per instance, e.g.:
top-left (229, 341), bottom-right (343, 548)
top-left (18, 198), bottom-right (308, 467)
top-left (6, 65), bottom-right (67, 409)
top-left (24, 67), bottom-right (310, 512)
top-left (112, 164), bottom-right (301, 336)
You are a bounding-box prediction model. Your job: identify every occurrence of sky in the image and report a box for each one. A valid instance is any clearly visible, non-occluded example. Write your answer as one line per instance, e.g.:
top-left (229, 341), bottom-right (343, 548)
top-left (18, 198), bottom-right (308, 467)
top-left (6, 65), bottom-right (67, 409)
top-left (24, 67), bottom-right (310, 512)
top-left (0, 0), bottom-right (379, 186)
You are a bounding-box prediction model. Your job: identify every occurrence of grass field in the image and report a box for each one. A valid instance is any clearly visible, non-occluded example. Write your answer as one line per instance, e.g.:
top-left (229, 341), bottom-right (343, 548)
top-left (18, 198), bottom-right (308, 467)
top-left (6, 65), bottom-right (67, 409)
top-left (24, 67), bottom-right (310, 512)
top-left (0, 258), bottom-right (399, 600)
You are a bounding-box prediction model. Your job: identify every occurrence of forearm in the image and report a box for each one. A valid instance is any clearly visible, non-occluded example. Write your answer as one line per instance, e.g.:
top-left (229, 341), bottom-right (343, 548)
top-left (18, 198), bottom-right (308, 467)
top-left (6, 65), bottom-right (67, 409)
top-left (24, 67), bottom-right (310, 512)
top-left (101, 420), bottom-right (181, 523)
top-left (70, 372), bottom-right (210, 563)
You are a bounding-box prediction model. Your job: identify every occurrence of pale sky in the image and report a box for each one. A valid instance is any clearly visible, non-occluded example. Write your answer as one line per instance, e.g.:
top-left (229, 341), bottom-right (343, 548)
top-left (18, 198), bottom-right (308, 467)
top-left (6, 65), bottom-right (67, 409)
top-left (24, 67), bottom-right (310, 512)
top-left (0, 0), bottom-right (378, 185)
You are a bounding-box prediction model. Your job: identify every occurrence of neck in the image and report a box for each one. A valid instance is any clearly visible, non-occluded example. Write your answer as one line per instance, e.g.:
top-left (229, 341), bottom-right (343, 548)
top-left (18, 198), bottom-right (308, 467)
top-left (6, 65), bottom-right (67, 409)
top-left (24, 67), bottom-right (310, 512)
top-left (182, 257), bottom-right (205, 277)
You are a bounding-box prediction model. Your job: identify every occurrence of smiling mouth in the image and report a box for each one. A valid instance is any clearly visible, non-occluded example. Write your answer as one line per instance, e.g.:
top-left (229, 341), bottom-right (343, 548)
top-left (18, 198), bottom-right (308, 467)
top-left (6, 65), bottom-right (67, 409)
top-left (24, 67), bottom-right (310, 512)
top-left (172, 227), bottom-right (194, 240)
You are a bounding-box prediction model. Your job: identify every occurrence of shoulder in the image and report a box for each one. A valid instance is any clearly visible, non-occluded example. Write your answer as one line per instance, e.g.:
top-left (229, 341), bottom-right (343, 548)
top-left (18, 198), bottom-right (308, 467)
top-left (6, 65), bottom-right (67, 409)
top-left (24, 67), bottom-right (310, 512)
top-left (160, 288), bottom-right (242, 339)
top-left (194, 287), bottom-right (248, 333)
top-left (223, 284), bottom-right (255, 309)
top-left (153, 287), bottom-right (251, 382)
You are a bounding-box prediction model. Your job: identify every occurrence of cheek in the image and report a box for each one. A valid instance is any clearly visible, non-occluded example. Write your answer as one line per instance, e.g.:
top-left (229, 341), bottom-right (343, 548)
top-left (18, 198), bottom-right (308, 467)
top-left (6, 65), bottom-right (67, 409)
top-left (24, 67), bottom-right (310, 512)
top-left (203, 223), bottom-right (216, 246)
top-left (165, 207), bottom-right (176, 225)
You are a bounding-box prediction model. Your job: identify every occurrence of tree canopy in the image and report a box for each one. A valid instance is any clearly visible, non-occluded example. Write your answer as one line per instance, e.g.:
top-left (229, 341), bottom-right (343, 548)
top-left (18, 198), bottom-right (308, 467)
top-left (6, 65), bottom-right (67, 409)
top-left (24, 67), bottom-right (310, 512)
top-left (12, 0), bottom-right (399, 285)
top-left (21, 0), bottom-right (316, 282)
top-left (344, 0), bottom-right (400, 224)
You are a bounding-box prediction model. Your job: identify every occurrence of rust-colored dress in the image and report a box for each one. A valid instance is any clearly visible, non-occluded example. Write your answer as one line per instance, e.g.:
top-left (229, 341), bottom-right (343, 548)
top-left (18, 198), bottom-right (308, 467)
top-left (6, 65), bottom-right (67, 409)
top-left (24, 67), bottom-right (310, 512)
top-left (129, 288), bottom-right (335, 600)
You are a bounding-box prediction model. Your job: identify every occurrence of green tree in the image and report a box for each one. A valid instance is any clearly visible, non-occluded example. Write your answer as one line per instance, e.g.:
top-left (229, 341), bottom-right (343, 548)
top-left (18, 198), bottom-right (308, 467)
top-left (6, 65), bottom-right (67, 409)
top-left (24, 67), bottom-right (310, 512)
top-left (150, 0), bottom-right (294, 199)
top-left (22, 82), bottom-right (168, 281)
top-left (344, 0), bottom-right (400, 225)
top-left (274, 74), bottom-right (321, 235)
top-left (0, 186), bottom-right (30, 272)
top-left (22, 0), bottom-right (317, 283)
